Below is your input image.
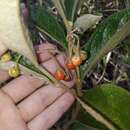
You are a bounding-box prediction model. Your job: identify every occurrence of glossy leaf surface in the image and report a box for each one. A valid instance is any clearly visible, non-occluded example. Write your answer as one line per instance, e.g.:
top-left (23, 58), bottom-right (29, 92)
top-left (81, 84), bottom-right (130, 130)
top-left (81, 9), bottom-right (130, 78)
top-left (30, 6), bottom-right (67, 48)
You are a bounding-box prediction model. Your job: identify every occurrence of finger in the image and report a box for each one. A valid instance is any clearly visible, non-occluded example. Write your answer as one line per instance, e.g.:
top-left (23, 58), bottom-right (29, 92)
top-left (28, 92), bottom-right (74, 130)
top-left (21, 3), bottom-right (28, 21)
top-left (1, 50), bottom-right (74, 104)
top-left (0, 70), bottom-right (10, 82)
top-left (0, 43), bottom-right (56, 102)
top-left (41, 53), bottom-right (66, 74)
top-left (17, 54), bottom-right (75, 122)
top-left (0, 42), bottom-right (7, 56)
top-left (2, 75), bottom-right (44, 103)
top-left (36, 42), bottom-right (57, 63)
top-left (36, 42), bottom-right (57, 52)
top-left (42, 54), bottom-right (76, 87)
top-left (0, 90), bottom-right (28, 130)
top-left (18, 84), bottom-right (65, 122)
top-left (61, 70), bottom-right (76, 87)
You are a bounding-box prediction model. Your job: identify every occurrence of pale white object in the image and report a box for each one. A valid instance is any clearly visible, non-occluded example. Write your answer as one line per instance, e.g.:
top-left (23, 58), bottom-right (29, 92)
top-left (0, 42), bottom-right (7, 56)
top-left (0, 0), bottom-right (37, 64)
top-left (74, 14), bottom-right (102, 34)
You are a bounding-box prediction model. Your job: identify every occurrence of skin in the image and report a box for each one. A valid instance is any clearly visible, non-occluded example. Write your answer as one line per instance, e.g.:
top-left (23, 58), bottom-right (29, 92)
top-left (0, 43), bottom-right (75, 130)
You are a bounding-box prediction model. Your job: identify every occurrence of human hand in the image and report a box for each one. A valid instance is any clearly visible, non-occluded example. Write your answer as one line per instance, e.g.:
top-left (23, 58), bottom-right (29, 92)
top-left (0, 43), bottom-right (75, 130)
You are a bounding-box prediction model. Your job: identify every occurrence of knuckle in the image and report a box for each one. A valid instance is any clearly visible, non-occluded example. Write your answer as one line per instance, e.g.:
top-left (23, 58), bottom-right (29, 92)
top-left (0, 90), bottom-right (14, 112)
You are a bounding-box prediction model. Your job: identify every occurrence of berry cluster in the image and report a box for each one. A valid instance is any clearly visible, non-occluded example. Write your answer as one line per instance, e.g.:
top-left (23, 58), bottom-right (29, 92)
top-left (54, 51), bottom-right (87, 81)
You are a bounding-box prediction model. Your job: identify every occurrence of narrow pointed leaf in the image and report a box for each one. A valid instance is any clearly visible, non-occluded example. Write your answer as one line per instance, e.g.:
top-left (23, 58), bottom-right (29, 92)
top-left (0, 0), bottom-right (37, 65)
top-left (30, 6), bottom-right (67, 48)
top-left (81, 84), bottom-right (130, 130)
top-left (52, 0), bottom-right (72, 31)
top-left (63, 0), bottom-right (80, 22)
top-left (81, 9), bottom-right (130, 78)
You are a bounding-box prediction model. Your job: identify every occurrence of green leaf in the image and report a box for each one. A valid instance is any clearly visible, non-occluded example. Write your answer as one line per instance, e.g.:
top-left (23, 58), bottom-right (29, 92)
top-left (77, 98), bottom-right (116, 130)
top-left (81, 9), bottom-right (130, 78)
top-left (81, 84), bottom-right (130, 130)
top-left (52, 0), bottom-right (72, 32)
top-left (30, 6), bottom-right (67, 48)
top-left (69, 121), bottom-right (97, 130)
top-left (77, 107), bottom-right (109, 130)
top-left (63, 0), bottom-right (80, 22)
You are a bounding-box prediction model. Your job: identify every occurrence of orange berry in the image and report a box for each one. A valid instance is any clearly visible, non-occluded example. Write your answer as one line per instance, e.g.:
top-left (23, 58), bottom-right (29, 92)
top-left (71, 56), bottom-right (81, 66)
top-left (66, 60), bottom-right (76, 70)
top-left (54, 69), bottom-right (65, 80)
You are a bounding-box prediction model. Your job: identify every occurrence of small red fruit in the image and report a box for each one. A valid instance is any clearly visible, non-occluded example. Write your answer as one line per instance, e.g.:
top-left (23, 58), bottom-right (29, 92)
top-left (66, 60), bottom-right (76, 70)
top-left (71, 56), bottom-right (81, 66)
top-left (54, 69), bottom-right (65, 80)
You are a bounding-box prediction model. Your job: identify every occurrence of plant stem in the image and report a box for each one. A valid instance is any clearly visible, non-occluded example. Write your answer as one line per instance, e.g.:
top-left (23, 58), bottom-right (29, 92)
top-left (52, 0), bottom-right (72, 32)
top-left (67, 32), bottom-right (82, 96)
top-left (66, 33), bottom-right (74, 59)
top-left (38, 65), bottom-right (58, 84)
top-left (76, 67), bottom-right (82, 96)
